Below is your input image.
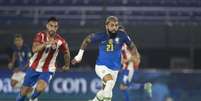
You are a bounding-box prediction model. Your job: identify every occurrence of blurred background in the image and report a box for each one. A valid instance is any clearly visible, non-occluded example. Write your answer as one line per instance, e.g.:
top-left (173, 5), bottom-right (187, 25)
top-left (0, 0), bottom-right (201, 101)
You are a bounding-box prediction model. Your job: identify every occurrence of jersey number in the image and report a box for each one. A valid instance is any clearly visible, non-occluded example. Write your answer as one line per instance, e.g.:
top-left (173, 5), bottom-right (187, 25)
top-left (106, 42), bottom-right (114, 52)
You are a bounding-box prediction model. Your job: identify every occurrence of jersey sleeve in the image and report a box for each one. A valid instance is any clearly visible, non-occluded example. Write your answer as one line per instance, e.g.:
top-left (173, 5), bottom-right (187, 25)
top-left (90, 33), bottom-right (102, 43)
top-left (33, 32), bottom-right (44, 43)
top-left (59, 39), bottom-right (69, 54)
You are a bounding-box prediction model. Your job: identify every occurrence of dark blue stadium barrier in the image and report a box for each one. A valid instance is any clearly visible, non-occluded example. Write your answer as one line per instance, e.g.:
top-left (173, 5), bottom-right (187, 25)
top-left (0, 69), bottom-right (201, 101)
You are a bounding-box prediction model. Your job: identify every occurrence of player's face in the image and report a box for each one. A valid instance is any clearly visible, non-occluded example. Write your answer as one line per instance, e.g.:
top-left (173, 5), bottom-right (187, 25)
top-left (106, 21), bottom-right (119, 34)
top-left (46, 21), bottom-right (59, 36)
top-left (14, 37), bottom-right (23, 48)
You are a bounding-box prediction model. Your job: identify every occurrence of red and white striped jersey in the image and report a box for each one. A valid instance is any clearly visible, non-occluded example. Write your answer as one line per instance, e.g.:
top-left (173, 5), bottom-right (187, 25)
top-left (121, 44), bottom-right (139, 70)
top-left (29, 32), bottom-right (68, 72)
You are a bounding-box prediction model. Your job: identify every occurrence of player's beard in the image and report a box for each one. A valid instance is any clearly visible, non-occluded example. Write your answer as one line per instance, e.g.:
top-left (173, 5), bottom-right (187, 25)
top-left (107, 29), bottom-right (117, 39)
top-left (49, 30), bottom-right (56, 37)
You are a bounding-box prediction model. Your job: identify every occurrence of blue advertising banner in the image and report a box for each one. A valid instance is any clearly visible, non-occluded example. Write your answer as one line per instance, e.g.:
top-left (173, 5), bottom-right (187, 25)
top-left (0, 69), bottom-right (201, 101)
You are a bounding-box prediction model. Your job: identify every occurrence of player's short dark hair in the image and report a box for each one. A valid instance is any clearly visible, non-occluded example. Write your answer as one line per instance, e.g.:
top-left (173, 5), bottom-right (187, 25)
top-left (48, 17), bottom-right (58, 22)
top-left (105, 16), bottom-right (119, 25)
top-left (14, 34), bottom-right (23, 39)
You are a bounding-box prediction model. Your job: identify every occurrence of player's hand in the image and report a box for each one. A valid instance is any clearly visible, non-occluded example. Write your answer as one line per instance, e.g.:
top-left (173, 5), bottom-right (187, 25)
top-left (71, 58), bottom-right (81, 65)
top-left (62, 65), bottom-right (70, 71)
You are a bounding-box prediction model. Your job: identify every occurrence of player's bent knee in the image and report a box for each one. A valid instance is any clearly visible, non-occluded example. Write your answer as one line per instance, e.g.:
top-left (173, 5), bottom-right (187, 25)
top-left (103, 74), bottom-right (113, 83)
top-left (36, 80), bottom-right (48, 92)
top-left (36, 85), bottom-right (46, 92)
top-left (36, 86), bottom-right (46, 92)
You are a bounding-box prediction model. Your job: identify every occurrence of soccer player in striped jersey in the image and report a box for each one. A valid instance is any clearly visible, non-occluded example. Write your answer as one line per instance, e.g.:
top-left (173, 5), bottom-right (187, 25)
top-left (16, 17), bottom-right (70, 101)
top-left (118, 26), bottom-right (139, 101)
top-left (119, 27), bottom-right (152, 101)
top-left (120, 43), bottom-right (139, 101)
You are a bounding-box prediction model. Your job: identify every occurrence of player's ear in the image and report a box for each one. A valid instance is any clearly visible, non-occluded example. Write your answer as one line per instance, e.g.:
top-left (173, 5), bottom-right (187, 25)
top-left (46, 23), bottom-right (49, 29)
top-left (46, 24), bottom-right (48, 29)
top-left (105, 24), bottom-right (108, 30)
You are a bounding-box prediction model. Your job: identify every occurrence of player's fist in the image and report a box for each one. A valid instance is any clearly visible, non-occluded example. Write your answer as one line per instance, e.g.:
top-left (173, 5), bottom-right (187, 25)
top-left (71, 49), bottom-right (84, 65)
top-left (71, 58), bottom-right (81, 65)
top-left (62, 65), bottom-right (70, 71)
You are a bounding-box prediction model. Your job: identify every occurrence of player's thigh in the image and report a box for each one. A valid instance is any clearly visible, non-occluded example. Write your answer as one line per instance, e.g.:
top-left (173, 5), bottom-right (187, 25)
top-left (95, 65), bottom-right (110, 80)
top-left (23, 68), bottom-right (39, 87)
top-left (95, 65), bottom-right (118, 82)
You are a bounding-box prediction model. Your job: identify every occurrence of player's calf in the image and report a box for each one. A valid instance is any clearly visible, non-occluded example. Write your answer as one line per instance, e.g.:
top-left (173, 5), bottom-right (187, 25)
top-left (16, 86), bottom-right (32, 101)
top-left (21, 86), bottom-right (33, 96)
top-left (102, 74), bottom-right (115, 101)
top-left (31, 80), bottom-right (47, 100)
top-left (103, 80), bottom-right (114, 101)
top-left (91, 90), bottom-right (104, 101)
top-left (92, 74), bottom-right (114, 101)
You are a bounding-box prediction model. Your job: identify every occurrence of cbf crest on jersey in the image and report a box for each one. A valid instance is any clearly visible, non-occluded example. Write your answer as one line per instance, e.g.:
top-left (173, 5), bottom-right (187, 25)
top-left (115, 37), bottom-right (120, 44)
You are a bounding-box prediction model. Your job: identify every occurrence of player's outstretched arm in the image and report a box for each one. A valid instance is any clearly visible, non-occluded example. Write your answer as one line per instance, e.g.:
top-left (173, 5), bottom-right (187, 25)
top-left (62, 47), bottom-right (71, 71)
top-left (71, 34), bottom-right (93, 65)
top-left (127, 42), bottom-right (141, 67)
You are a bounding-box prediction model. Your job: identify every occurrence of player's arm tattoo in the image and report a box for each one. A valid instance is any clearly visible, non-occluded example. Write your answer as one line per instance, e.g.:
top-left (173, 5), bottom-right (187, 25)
top-left (63, 47), bottom-right (70, 67)
top-left (80, 34), bottom-right (94, 50)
